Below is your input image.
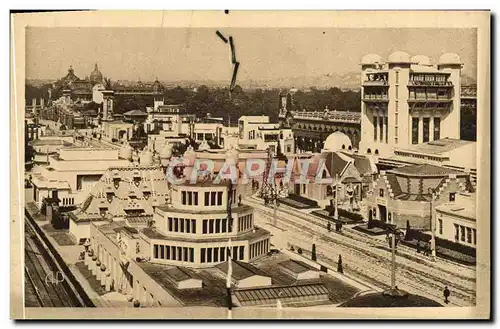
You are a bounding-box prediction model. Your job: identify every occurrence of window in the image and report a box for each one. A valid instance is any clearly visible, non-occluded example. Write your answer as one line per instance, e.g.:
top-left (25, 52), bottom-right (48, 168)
top-left (209, 219), bottom-right (214, 234)
top-left (379, 116), bottom-right (383, 142)
top-left (217, 191), bottom-right (223, 205)
top-left (434, 118), bottom-right (441, 140)
top-left (202, 220), bottom-right (208, 234)
top-left (438, 218), bottom-right (443, 235)
top-left (454, 224), bottom-right (459, 241)
top-left (187, 191), bottom-right (192, 205)
top-left (460, 226), bottom-right (466, 242)
top-left (220, 247), bottom-right (225, 261)
top-left (191, 219), bottom-right (196, 234)
top-left (373, 116), bottom-right (378, 141)
top-left (395, 71), bottom-right (399, 84)
top-left (201, 248), bottom-right (206, 263)
top-left (183, 247), bottom-right (188, 262)
top-left (181, 191), bottom-right (187, 205)
top-left (412, 117), bottom-right (419, 144)
top-left (154, 245), bottom-right (158, 258)
top-left (193, 192), bottom-right (198, 205)
top-left (160, 245), bottom-right (165, 259)
top-left (423, 118), bottom-right (430, 143)
top-left (186, 219), bottom-right (190, 233)
top-left (222, 218), bottom-right (227, 233)
top-left (174, 218), bottom-right (179, 232)
top-left (204, 192), bottom-right (210, 206)
top-left (190, 248), bottom-right (194, 262)
top-left (449, 193), bottom-right (456, 202)
top-left (215, 218), bottom-right (221, 233)
top-left (214, 247), bottom-right (219, 262)
top-left (239, 246), bottom-right (245, 260)
top-left (172, 246), bottom-right (177, 260)
top-left (210, 191), bottom-right (216, 205)
top-left (379, 189), bottom-right (384, 197)
top-left (166, 245), bottom-right (170, 259)
top-left (207, 248), bottom-right (212, 262)
top-left (180, 218), bottom-right (184, 232)
top-left (384, 116), bottom-right (388, 143)
top-left (466, 227), bottom-right (472, 243)
top-left (473, 229), bottom-right (477, 245)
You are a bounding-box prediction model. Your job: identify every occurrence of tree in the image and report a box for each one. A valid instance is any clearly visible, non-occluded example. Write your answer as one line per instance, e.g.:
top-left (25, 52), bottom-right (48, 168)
top-left (311, 243), bottom-right (317, 261)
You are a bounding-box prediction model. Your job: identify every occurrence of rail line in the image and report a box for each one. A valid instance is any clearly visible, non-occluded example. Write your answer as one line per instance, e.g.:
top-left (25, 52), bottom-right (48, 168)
top-left (24, 222), bottom-right (80, 307)
top-left (246, 197), bottom-right (476, 307)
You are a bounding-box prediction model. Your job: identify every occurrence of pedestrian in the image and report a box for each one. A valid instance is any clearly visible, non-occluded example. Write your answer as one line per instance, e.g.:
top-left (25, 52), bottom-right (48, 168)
top-left (443, 286), bottom-right (450, 304)
top-left (416, 240), bottom-right (421, 253)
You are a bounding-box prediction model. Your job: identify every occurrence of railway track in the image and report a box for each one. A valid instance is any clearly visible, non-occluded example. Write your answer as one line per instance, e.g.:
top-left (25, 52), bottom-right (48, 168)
top-left (24, 221), bottom-right (83, 307)
top-left (246, 197), bottom-right (476, 307)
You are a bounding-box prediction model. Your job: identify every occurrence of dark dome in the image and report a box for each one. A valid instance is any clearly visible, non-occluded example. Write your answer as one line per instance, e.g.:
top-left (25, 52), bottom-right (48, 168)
top-left (339, 291), bottom-right (443, 308)
top-left (153, 78), bottom-right (163, 92)
top-left (90, 63), bottom-right (103, 85)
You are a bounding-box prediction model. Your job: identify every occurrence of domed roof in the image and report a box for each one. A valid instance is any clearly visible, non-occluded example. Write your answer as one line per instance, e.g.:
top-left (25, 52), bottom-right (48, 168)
top-left (322, 131), bottom-right (352, 153)
top-left (153, 78), bottom-right (163, 92)
top-left (361, 53), bottom-right (383, 65)
top-left (90, 63), bottom-right (103, 84)
top-left (159, 142), bottom-right (173, 159)
top-left (198, 140), bottom-right (211, 151)
top-left (410, 55), bottom-right (431, 66)
top-left (388, 51), bottom-right (411, 64)
top-left (438, 53), bottom-right (461, 65)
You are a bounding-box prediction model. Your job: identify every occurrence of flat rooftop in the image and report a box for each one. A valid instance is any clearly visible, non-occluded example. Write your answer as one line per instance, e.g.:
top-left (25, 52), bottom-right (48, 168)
top-left (395, 138), bottom-right (475, 155)
top-left (137, 251), bottom-right (360, 307)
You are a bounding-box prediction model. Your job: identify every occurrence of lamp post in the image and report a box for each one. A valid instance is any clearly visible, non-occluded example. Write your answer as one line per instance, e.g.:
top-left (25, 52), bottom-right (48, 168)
top-left (383, 228), bottom-right (408, 297)
top-left (428, 187), bottom-right (437, 262)
top-left (333, 173), bottom-right (339, 221)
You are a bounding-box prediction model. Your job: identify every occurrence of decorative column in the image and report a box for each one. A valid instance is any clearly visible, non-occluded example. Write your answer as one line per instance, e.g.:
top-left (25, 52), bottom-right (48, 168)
top-left (100, 263), bottom-right (107, 286)
top-left (418, 115), bottom-right (423, 144)
top-left (91, 254), bottom-right (98, 275)
top-left (429, 112), bottom-right (435, 141)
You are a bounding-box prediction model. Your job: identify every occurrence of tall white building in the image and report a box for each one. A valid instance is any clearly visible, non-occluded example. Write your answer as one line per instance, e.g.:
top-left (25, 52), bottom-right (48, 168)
top-left (359, 52), bottom-right (462, 158)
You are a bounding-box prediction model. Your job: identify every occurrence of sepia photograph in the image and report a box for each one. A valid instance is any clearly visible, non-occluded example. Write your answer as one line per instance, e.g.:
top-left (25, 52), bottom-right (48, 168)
top-left (10, 10), bottom-right (490, 319)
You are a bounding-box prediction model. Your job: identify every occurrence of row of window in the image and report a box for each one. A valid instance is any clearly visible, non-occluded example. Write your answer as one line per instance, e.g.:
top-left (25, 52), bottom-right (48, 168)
top-left (180, 191), bottom-right (225, 207)
top-left (196, 133), bottom-right (215, 141)
top-left (167, 217), bottom-right (197, 234)
top-left (452, 223), bottom-right (477, 245)
top-left (61, 197), bottom-right (75, 206)
top-left (373, 116), bottom-right (388, 143)
top-left (153, 244), bottom-right (195, 262)
top-left (249, 239), bottom-right (269, 259)
top-left (411, 117), bottom-right (441, 144)
top-left (238, 214), bottom-right (253, 232)
top-left (200, 246), bottom-right (245, 263)
top-left (202, 218), bottom-right (234, 234)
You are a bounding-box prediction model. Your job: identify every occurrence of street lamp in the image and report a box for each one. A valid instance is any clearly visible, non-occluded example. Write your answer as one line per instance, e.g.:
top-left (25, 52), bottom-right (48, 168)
top-left (383, 228), bottom-right (408, 297)
top-left (428, 187), bottom-right (437, 261)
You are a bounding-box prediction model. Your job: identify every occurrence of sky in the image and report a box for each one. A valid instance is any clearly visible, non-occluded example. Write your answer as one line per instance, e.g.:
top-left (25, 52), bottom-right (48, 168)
top-left (25, 27), bottom-right (477, 82)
